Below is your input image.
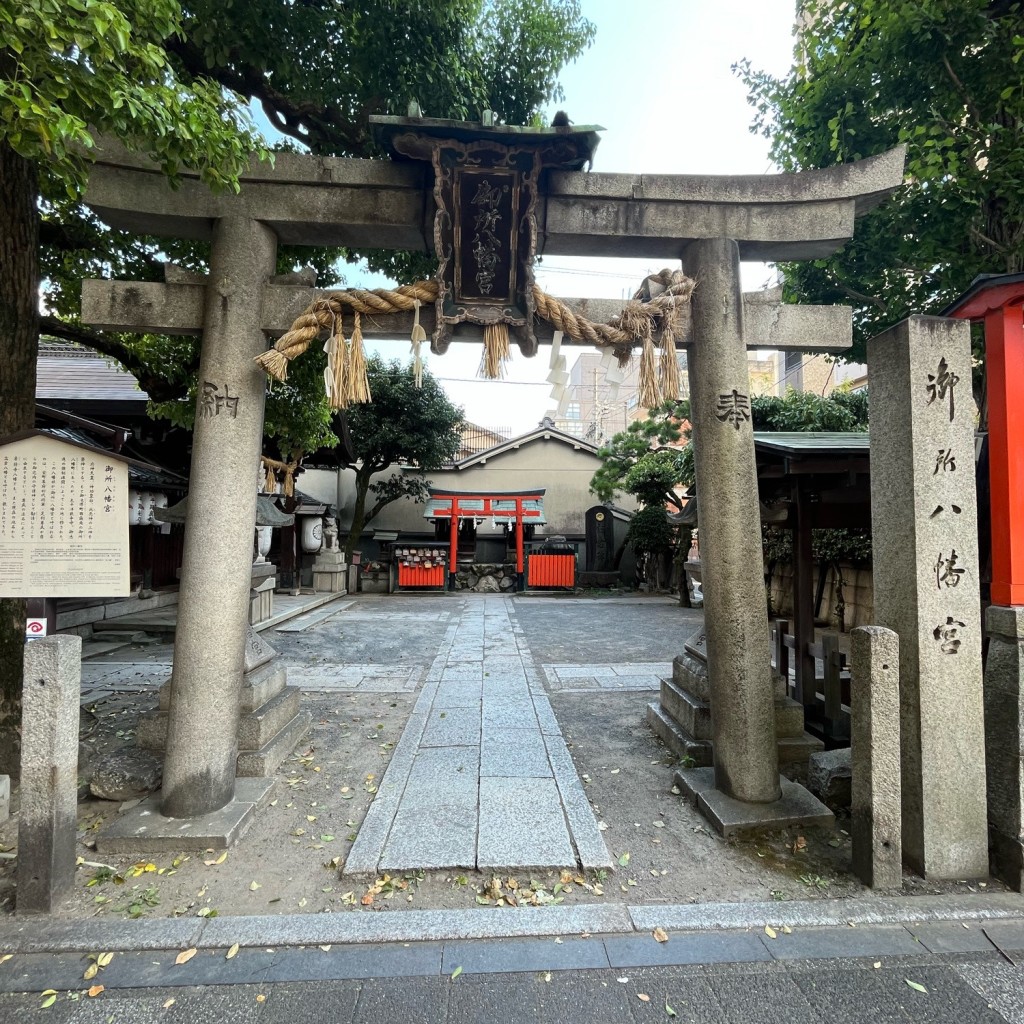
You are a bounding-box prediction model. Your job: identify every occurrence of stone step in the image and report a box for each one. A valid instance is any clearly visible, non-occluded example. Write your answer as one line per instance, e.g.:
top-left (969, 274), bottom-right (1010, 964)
top-left (142, 679), bottom-right (298, 753)
top-left (659, 679), bottom-right (712, 741)
top-left (237, 686), bottom-right (302, 752)
top-left (81, 640), bottom-right (131, 659)
top-left (657, 682), bottom-right (806, 743)
top-left (671, 652), bottom-right (710, 703)
top-left (774, 696), bottom-right (806, 739)
top-left (647, 703), bottom-right (822, 768)
top-left (778, 731), bottom-right (825, 765)
top-left (237, 710), bottom-right (312, 778)
top-left (157, 659), bottom-right (288, 712)
top-left (135, 711), bottom-right (168, 752)
top-left (646, 703), bottom-right (712, 767)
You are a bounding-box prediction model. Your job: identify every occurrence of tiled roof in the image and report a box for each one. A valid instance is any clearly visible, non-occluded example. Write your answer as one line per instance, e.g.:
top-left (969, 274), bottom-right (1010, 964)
top-left (36, 345), bottom-right (148, 403)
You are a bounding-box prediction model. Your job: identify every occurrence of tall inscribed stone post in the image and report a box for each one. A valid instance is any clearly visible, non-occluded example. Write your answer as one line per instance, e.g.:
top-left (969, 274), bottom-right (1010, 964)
top-left (161, 217), bottom-right (278, 818)
top-left (682, 238), bottom-right (780, 805)
top-left (866, 316), bottom-right (987, 878)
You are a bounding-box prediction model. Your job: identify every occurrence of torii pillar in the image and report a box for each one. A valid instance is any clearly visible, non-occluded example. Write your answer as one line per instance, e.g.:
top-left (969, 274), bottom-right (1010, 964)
top-left (947, 275), bottom-right (1024, 887)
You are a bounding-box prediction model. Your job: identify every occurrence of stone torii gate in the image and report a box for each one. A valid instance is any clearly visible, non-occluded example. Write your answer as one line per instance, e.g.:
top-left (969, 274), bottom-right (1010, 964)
top-left (80, 134), bottom-right (905, 847)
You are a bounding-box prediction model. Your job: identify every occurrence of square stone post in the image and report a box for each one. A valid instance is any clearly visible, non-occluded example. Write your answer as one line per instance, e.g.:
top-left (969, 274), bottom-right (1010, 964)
top-left (161, 216), bottom-right (278, 819)
top-left (17, 635), bottom-right (81, 914)
top-left (866, 316), bottom-right (987, 878)
top-left (681, 238), bottom-right (780, 805)
top-left (850, 626), bottom-right (902, 889)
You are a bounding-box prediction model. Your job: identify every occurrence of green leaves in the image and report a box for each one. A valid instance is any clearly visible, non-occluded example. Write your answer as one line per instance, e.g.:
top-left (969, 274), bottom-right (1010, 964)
top-left (739, 0), bottom-right (1024, 359)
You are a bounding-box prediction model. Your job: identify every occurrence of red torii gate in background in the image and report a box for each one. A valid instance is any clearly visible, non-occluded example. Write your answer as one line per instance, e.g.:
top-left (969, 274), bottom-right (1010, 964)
top-left (426, 489), bottom-right (545, 590)
top-left (946, 273), bottom-right (1024, 608)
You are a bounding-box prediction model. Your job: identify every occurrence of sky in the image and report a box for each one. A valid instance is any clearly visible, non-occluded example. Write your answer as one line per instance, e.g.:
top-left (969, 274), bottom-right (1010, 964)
top-left (348, 0), bottom-right (800, 433)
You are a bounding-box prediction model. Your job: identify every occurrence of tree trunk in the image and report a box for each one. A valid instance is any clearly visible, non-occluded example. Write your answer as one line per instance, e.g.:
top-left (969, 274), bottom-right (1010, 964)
top-left (343, 469), bottom-right (371, 562)
top-left (0, 139), bottom-right (40, 777)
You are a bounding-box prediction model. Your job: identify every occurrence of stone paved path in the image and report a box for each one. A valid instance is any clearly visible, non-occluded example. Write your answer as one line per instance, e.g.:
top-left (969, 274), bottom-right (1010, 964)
top-left (344, 595), bottom-right (612, 875)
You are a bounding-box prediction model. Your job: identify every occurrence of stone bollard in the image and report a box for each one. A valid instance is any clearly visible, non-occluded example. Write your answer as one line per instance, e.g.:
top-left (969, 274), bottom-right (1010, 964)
top-left (850, 626), bottom-right (902, 889)
top-left (17, 635), bottom-right (82, 915)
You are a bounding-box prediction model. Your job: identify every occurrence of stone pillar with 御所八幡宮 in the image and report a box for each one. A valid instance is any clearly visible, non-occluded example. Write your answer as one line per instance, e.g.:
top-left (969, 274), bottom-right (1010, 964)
top-left (866, 316), bottom-right (988, 879)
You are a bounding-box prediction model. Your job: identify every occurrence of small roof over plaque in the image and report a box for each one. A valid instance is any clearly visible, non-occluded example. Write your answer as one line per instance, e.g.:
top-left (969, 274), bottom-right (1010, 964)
top-left (370, 115), bottom-right (603, 172)
top-left (369, 115), bottom-right (604, 360)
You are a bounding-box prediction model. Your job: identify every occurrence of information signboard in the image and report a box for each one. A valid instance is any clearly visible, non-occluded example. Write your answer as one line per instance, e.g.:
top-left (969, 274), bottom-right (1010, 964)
top-left (0, 432), bottom-right (130, 598)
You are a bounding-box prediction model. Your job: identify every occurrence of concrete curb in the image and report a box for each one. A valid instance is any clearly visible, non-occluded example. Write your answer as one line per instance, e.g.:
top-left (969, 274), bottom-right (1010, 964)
top-left (5, 893), bottom-right (1022, 955)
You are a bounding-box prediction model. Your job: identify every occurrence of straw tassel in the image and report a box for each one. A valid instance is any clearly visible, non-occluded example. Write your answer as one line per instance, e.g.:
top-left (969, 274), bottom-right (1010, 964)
top-left (410, 299), bottom-right (426, 388)
top-left (324, 314), bottom-right (348, 411)
top-left (658, 321), bottom-right (681, 402)
top-left (638, 326), bottom-right (662, 410)
top-left (480, 322), bottom-right (511, 380)
top-left (346, 311), bottom-right (372, 404)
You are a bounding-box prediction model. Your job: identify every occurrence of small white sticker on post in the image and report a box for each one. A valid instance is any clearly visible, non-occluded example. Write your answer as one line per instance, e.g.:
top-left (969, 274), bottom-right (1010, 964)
top-left (26, 618), bottom-right (47, 639)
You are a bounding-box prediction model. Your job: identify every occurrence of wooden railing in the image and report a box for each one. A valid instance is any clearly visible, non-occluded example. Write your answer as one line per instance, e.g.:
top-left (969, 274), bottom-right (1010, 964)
top-left (771, 618), bottom-right (850, 744)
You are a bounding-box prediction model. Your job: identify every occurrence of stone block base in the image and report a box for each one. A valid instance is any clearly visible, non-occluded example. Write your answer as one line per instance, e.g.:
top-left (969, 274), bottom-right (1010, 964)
top-left (989, 827), bottom-right (1024, 892)
top-left (142, 658), bottom-right (308, 778)
top-left (646, 703), bottom-right (712, 766)
top-left (96, 778), bottom-right (276, 854)
top-left (312, 570), bottom-right (347, 594)
top-left (675, 766), bottom-right (834, 838)
top-left (647, 700), bottom-right (822, 767)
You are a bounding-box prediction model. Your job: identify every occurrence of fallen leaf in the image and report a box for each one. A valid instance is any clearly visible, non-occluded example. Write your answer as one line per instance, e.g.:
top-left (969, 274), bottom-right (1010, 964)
top-left (782, 925), bottom-right (792, 935)
top-left (250, 881), bottom-right (261, 891)
top-left (597, 822), bottom-right (608, 831)
top-left (87, 985), bottom-right (104, 997)
top-left (84, 963), bottom-right (99, 981)
top-left (226, 943), bottom-right (239, 960)
top-left (40, 992), bottom-right (57, 1008)
top-left (637, 993), bottom-right (650, 1002)
top-left (905, 979), bottom-right (928, 993)
top-left (617, 977), bottom-right (629, 984)
top-left (450, 966), bottom-right (463, 979)
top-left (653, 927), bottom-right (669, 943)
top-left (618, 852), bottom-right (631, 867)
top-left (256, 994), bottom-right (266, 1003)
top-left (666, 1002), bottom-right (678, 1017)
top-left (174, 948), bottom-right (197, 966)
top-left (319, 945), bottom-right (331, 952)
top-left (97, 953), bottom-right (114, 968)
top-left (0, 955), bottom-right (11, 966)
top-left (764, 925), bottom-right (777, 939)
top-left (163, 997), bottom-right (176, 1009)
top-left (203, 851), bottom-right (228, 866)
top-left (652, 821), bottom-right (665, 828)
top-left (873, 962), bottom-right (882, 969)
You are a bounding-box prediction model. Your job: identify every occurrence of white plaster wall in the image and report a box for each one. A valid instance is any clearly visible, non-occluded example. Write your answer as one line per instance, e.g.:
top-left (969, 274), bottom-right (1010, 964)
top-left (297, 467), bottom-right (341, 508)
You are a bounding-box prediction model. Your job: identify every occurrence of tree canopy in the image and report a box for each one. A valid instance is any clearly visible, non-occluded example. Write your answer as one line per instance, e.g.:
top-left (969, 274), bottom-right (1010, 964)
top-left (738, 0), bottom-right (1024, 360)
top-left (0, 0), bottom-right (595, 774)
top-left (341, 357), bottom-right (465, 559)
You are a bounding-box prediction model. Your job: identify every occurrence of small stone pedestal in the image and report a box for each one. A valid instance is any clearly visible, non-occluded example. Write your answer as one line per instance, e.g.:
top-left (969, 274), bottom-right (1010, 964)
top-left (647, 627), bottom-right (823, 766)
top-left (249, 561), bottom-right (277, 624)
top-left (312, 550), bottom-right (347, 593)
top-left (985, 605), bottom-right (1024, 889)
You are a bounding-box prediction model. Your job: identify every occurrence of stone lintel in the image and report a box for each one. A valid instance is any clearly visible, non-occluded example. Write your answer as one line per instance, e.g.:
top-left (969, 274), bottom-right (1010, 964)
top-left (675, 767), bottom-right (834, 838)
top-left (96, 778), bottom-right (277, 854)
top-left (82, 279), bottom-right (852, 353)
top-left (84, 142), bottom-right (904, 261)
